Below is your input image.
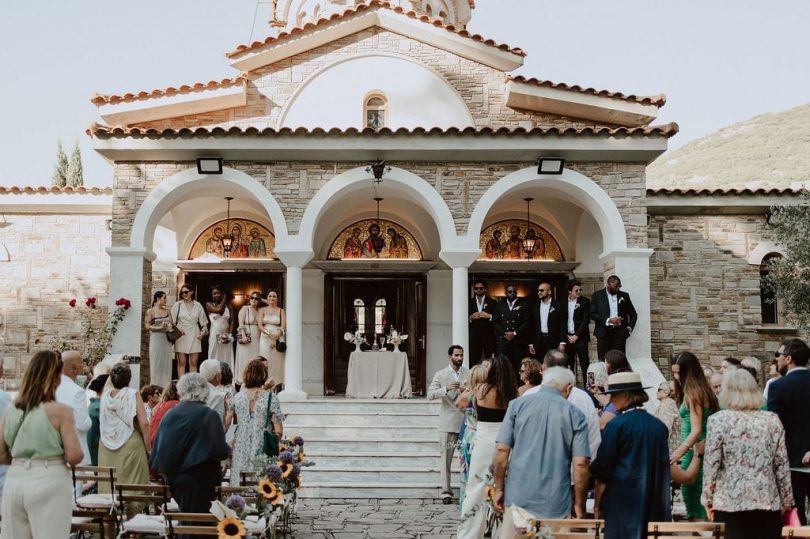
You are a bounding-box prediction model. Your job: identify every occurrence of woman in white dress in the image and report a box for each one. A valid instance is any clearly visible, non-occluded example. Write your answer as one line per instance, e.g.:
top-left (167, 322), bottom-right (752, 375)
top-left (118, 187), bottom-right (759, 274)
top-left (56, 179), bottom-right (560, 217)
top-left (235, 291), bottom-right (262, 385)
top-left (259, 289), bottom-right (287, 389)
top-left (170, 285), bottom-right (208, 376)
top-left (206, 285), bottom-right (234, 370)
top-left (145, 291), bottom-right (173, 386)
top-left (229, 358), bottom-right (283, 486)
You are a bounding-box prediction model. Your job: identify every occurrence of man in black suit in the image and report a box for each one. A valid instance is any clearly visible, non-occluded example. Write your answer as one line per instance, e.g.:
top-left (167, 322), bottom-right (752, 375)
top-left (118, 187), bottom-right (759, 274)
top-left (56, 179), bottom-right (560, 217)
top-left (528, 282), bottom-right (566, 361)
top-left (468, 279), bottom-right (496, 367)
top-left (562, 279), bottom-right (591, 384)
top-left (492, 283), bottom-right (530, 374)
top-left (590, 275), bottom-right (638, 362)
top-left (767, 338), bottom-right (810, 524)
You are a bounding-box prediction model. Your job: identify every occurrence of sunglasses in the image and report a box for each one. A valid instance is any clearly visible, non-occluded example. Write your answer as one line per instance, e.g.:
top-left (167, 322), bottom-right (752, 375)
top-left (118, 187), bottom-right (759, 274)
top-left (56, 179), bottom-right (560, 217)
top-left (473, 286), bottom-right (485, 290)
top-left (774, 351), bottom-right (786, 358)
top-left (180, 290), bottom-right (190, 295)
top-left (250, 296), bottom-right (261, 300)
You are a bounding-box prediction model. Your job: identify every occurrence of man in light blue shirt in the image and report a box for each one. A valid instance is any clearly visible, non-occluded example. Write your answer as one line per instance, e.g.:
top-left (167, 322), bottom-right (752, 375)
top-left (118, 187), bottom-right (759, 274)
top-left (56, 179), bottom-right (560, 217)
top-left (493, 366), bottom-right (590, 520)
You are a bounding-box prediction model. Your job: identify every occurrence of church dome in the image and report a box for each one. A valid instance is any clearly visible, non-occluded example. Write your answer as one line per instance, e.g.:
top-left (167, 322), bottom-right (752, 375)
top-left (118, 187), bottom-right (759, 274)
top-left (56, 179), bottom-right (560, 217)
top-left (269, 0), bottom-right (474, 32)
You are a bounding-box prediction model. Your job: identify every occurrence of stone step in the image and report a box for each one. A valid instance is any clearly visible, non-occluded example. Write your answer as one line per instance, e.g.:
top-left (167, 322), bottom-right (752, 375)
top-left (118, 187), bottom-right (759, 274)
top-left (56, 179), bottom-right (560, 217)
top-left (282, 398), bottom-right (439, 415)
top-left (285, 411), bottom-right (439, 427)
top-left (283, 424), bottom-right (437, 439)
top-left (298, 437), bottom-right (437, 453)
top-left (305, 451), bottom-right (444, 468)
top-left (298, 482), bottom-right (452, 500)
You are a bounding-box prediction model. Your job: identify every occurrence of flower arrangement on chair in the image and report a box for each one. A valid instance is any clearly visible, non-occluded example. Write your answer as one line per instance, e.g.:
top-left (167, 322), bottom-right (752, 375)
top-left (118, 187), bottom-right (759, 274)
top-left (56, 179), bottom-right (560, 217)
top-left (210, 498), bottom-right (247, 539)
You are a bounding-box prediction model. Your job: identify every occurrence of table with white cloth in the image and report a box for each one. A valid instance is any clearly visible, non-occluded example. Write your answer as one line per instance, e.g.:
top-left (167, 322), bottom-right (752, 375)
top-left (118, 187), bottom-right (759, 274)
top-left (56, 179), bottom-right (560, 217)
top-left (345, 350), bottom-right (413, 399)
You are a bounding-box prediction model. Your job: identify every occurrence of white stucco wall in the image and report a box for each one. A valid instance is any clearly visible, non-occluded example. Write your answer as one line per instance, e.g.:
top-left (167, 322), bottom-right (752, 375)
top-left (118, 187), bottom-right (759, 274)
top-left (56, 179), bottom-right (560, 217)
top-left (302, 268), bottom-right (325, 395)
top-left (426, 269), bottom-right (453, 379)
top-left (281, 55), bottom-right (474, 129)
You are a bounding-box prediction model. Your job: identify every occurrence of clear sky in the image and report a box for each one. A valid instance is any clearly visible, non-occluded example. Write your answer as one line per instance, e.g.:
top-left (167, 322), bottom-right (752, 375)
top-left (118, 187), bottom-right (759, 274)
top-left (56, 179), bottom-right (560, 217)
top-left (1, 0), bottom-right (808, 187)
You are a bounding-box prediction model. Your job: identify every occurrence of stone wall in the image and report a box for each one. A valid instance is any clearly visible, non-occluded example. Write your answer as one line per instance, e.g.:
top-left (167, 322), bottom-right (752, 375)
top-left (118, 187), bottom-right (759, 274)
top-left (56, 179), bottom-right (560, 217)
top-left (0, 211), bottom-right (111, 388)
top-left (138, 28), bottom-right (620, 132)
top-left (111, 160), bottom-right (648, 243)
top-left (648, 213), bottom-right (800, 375)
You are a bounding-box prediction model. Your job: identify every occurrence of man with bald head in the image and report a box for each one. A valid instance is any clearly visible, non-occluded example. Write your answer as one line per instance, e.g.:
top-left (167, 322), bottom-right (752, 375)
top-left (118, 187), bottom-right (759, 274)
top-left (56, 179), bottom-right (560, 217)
top-left (57, 351), bottom-right (92, 476)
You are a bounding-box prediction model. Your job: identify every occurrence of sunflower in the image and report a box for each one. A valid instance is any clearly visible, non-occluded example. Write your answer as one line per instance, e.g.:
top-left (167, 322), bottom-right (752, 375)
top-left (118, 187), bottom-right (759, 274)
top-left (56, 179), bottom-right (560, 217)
top-left (258, 479), bottom-right (285, 505)
top-left (296, 475), bottom-right (303, 488)
top-left (297, 452), bottom-right (306, 463)
top-left (278, 462), bottom-right (293, 478)
top-left (216, 516), bottom-right (246, 538)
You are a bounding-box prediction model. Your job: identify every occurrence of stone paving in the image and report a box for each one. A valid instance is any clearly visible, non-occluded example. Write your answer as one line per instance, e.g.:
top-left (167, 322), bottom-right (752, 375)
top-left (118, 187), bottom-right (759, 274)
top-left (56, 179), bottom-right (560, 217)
top-left (292, 498), bottom-right (459, 538)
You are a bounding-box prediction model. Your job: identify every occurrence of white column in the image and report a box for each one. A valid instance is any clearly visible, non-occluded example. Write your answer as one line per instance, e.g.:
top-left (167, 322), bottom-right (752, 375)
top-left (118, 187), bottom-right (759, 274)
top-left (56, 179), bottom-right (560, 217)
top-left (599, 247), bottom-right (665, 403)
top-left (107, 247), bottom-right (156, 386)
top-left (440, 249), bottom-right (481, 369)
top-left (275, 248), bottom-right (314, 401)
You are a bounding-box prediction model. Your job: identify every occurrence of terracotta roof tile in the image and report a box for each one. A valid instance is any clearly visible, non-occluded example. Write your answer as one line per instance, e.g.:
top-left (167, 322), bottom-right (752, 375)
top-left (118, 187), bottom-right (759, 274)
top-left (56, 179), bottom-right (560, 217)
top-left (508, 76), bottom-right (666, 107)
top-left (226, 0), bottom-right (525, 59)
top-left (647, 187), bottom-right (804, 196)
top-left (89, 123), bottom-right (678, 139)
top-left (0, 186), bottom-right (112, 194)
top-left (91, 76), bottom-right (247, 105)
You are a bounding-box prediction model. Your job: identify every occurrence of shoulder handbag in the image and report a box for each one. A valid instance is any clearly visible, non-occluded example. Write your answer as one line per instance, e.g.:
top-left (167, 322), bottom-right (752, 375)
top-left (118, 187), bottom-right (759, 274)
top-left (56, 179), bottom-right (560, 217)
top-left (262, 392), bottom-right (280, 458)
top-left (166, 303), bottom-right (183, 343)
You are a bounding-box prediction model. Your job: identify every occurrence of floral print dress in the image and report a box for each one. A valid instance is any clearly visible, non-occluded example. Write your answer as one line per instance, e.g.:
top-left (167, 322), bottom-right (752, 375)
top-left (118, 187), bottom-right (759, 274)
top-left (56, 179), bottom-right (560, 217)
top-left (229, 390), bottom-right (283, 486)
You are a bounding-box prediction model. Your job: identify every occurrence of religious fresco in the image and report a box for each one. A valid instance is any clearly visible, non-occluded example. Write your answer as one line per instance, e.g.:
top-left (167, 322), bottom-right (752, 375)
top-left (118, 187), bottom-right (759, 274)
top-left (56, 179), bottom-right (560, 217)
top-left (188, 219), bottom-right (276, 259)
top-left (328, 219), bottom-right (422, 260)
top-left (478, 220), bottom-right (563, 261)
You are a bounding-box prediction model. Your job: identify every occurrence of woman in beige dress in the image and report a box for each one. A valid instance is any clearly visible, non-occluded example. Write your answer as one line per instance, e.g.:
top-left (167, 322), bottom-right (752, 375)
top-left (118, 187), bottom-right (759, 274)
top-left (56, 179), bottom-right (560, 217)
top-left (171, 285), bottom-right (208, 376)
top-left (258, 289), bottom-right (287, 389)
top-left (235, 291), bottom-right (262, 385)
top-left (145, 291), bottom-right (173, 386)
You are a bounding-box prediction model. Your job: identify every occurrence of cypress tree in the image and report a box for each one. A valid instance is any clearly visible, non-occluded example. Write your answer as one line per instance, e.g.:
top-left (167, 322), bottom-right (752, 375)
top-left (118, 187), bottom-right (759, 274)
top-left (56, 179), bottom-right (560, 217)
top-left (52, 141), bottom-right (68, 187)
top-left (67, 141), bottom-right (84, 187)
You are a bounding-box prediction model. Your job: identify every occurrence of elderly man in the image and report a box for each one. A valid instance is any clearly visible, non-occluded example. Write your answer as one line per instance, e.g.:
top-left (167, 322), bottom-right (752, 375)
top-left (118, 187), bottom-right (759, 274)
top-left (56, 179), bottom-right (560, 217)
top-left (57, 351), bottom-right (92, 481)
top-left (150, 373), bottom-right (230, 514)
top-left (199, 358), bottom-right (225, 424)
top-left (427, 345), bottom-right (469, 504)
top-left (591, 371), bottom-right (671, 539)
top-left (493, 366), bottom-right (590, 524)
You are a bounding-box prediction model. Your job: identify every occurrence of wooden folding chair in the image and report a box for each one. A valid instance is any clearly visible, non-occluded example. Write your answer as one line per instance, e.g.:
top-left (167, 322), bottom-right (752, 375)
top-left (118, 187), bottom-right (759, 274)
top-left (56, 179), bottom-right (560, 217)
top-left (73, 465), bottom-right (117, 510)
top-left (70, 507), bottom-right (107, 539)
top-left (533, 518), bottom-right (605, 538)
top-left (116, 482), bottom-right (171, 538)
top-left (164, 512), bottom-right (221, 537)
top-left (240, 470), bottom-right (260, 486)
top-left (783, 527), bottom-right (810, 538)
top-left (217, 486), bottom-right (268, 537)
top-left (647, 521), bottom-right (725, 538)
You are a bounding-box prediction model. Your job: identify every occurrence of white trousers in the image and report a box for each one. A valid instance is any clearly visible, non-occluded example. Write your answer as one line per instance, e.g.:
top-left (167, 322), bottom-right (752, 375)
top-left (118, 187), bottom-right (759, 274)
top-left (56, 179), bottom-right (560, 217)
top-left (458, 421), bottom-right (501, 539)
top-left (0, 460), bottom-right (72, 539)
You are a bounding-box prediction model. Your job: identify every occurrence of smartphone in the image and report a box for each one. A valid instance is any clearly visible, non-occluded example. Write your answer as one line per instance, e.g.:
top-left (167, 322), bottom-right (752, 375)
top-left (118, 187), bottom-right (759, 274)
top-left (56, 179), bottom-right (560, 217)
top-left (587, 372), bottom-right (595, 386)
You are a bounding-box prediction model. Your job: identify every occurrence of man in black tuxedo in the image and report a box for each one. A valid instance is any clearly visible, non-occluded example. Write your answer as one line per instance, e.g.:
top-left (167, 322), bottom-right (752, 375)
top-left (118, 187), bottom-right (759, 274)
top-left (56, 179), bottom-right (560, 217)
top-left (492, 283), bottom-right (530, 374)
top-left (528, 282), bottom-right (566, 361)
top-left (468, 279), bottom-right (496, 367)
top-left (767, 338), bottom-right (810, 524)
top-left (590, 275), bottom-right (637, 362)
top-left (562, 279), bottom-right (591, 384)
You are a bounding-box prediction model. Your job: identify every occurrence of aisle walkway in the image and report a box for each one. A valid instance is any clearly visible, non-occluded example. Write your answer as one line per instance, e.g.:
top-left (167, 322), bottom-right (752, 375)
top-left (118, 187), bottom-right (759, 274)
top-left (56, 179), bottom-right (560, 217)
top-left (294, 498), bottom-right (459, 538)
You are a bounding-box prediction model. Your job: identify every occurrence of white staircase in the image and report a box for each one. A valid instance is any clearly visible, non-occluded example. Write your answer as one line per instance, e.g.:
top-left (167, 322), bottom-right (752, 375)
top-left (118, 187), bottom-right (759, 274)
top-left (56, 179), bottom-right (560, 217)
top-left (283, 398), bottom-right (460, 499)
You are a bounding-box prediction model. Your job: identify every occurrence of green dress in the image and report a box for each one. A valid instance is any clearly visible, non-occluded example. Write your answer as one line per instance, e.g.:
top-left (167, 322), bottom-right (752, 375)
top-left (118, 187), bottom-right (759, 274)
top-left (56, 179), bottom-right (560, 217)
top-left (679, 402), bottom-right (710, 519)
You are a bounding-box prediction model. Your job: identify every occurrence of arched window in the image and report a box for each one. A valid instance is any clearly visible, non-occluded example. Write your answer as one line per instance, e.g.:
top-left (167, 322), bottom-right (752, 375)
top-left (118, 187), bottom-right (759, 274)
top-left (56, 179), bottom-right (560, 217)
top-left (353, 298), bottom-right (366, 334)
top-left (364, 93), bottom-right (387, 130)
top-left (374, 298), bottom-right (387, 334)
top-left (760, 253), bottom-right (783, 325)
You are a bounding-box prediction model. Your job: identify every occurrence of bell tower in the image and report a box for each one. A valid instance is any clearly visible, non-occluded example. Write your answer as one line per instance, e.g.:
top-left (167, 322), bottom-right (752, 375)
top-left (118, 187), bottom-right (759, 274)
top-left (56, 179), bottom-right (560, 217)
top-left (269, 0), bottom-right (474, 33)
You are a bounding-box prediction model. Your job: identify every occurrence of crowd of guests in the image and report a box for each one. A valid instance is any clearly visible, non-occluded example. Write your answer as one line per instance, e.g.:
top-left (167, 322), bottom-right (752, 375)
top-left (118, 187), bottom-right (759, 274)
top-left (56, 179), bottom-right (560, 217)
top-left (144, 285), bottom-right (287, 389)
top-left (430, 338), bottom-right (809, 539)
top-left (0, 350), bottom-right (285, 537)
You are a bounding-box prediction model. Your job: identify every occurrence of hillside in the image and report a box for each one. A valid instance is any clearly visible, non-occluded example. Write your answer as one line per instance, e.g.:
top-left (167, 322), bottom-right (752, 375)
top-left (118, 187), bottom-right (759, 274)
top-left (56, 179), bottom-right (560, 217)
top-left (647, 102), bottom-right (810, 190)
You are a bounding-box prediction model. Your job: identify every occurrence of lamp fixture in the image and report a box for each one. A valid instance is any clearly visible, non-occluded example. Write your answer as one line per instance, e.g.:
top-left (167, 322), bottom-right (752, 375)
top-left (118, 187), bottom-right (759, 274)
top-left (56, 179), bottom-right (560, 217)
top-left (522, 197), bottom-right (536, 259)
top-left (536, 157), bottom-right (565, 175)
top-left (366, 160), bottom-right (391, 184)
top-left (197, 157), bottom-right (223, 175)
top-left (371, 197), bottom-right (386, 255)
top-left (222, 197), bottom-right (234, 255)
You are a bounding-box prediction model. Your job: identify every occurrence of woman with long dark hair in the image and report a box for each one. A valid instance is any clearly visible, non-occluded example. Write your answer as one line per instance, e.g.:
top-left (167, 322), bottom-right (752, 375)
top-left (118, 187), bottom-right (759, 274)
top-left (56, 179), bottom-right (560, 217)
top-left (671, 351), bottom-right (719, 520)
top-left (145, 290), bottom-right (173, 385)
top-left (171, 285), bottom-right (208, 376)
top-left (235, 290), bottom-right (262, 385)
top-left (458, 354), bottom-right (518, 539)
top-left (0, 351), bottom-right (83, 537)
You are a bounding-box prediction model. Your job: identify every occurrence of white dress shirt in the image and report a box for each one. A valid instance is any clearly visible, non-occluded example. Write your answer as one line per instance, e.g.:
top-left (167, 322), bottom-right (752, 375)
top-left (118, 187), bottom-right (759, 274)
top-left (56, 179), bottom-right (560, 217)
top-left (567, 298), bottom-right (578, 333)
top-left (56, 374), bottom-right (91, 464)
top-left (539, 299), bottom-right (552, 333)
top-left (607, 293), bottom-right (619, 325)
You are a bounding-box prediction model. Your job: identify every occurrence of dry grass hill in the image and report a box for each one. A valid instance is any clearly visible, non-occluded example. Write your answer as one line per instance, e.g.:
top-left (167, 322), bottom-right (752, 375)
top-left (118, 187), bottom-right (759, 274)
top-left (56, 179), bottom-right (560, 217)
top-left (647, 102), bottom-right (810, 190)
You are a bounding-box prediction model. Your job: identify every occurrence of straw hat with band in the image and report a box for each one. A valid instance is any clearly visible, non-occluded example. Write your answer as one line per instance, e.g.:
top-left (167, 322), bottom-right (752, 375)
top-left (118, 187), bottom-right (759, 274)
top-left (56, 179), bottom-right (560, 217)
top-left (601, 372), bottom-right (651, 394)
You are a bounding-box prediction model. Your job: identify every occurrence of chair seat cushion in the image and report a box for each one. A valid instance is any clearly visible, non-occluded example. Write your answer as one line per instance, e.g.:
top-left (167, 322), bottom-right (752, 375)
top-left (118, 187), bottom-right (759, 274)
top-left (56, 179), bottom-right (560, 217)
top-left (76, 493), bottom-right (117, 508)
top-left (121, 514), bottom-right (165, 534)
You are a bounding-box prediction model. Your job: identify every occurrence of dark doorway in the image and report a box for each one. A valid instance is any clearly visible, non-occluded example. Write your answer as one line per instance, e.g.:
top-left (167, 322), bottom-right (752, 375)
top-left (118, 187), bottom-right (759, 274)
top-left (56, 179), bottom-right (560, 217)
top-left (324, 274), bottom-right (427, 396)
top-left (179, 271), bottom-right (285, 370)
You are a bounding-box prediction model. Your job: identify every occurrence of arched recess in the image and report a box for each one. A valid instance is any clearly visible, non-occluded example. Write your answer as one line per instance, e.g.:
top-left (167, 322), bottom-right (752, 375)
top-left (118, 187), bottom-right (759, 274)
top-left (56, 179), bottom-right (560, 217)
top-left (747, 241), bottom-right (787, 265)
top-left (130, 167), bottom-right (289, 252)
top-left (466, 167), bottom-right (629, 257)
top-left (298, 166), bottom-right (458, 254)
